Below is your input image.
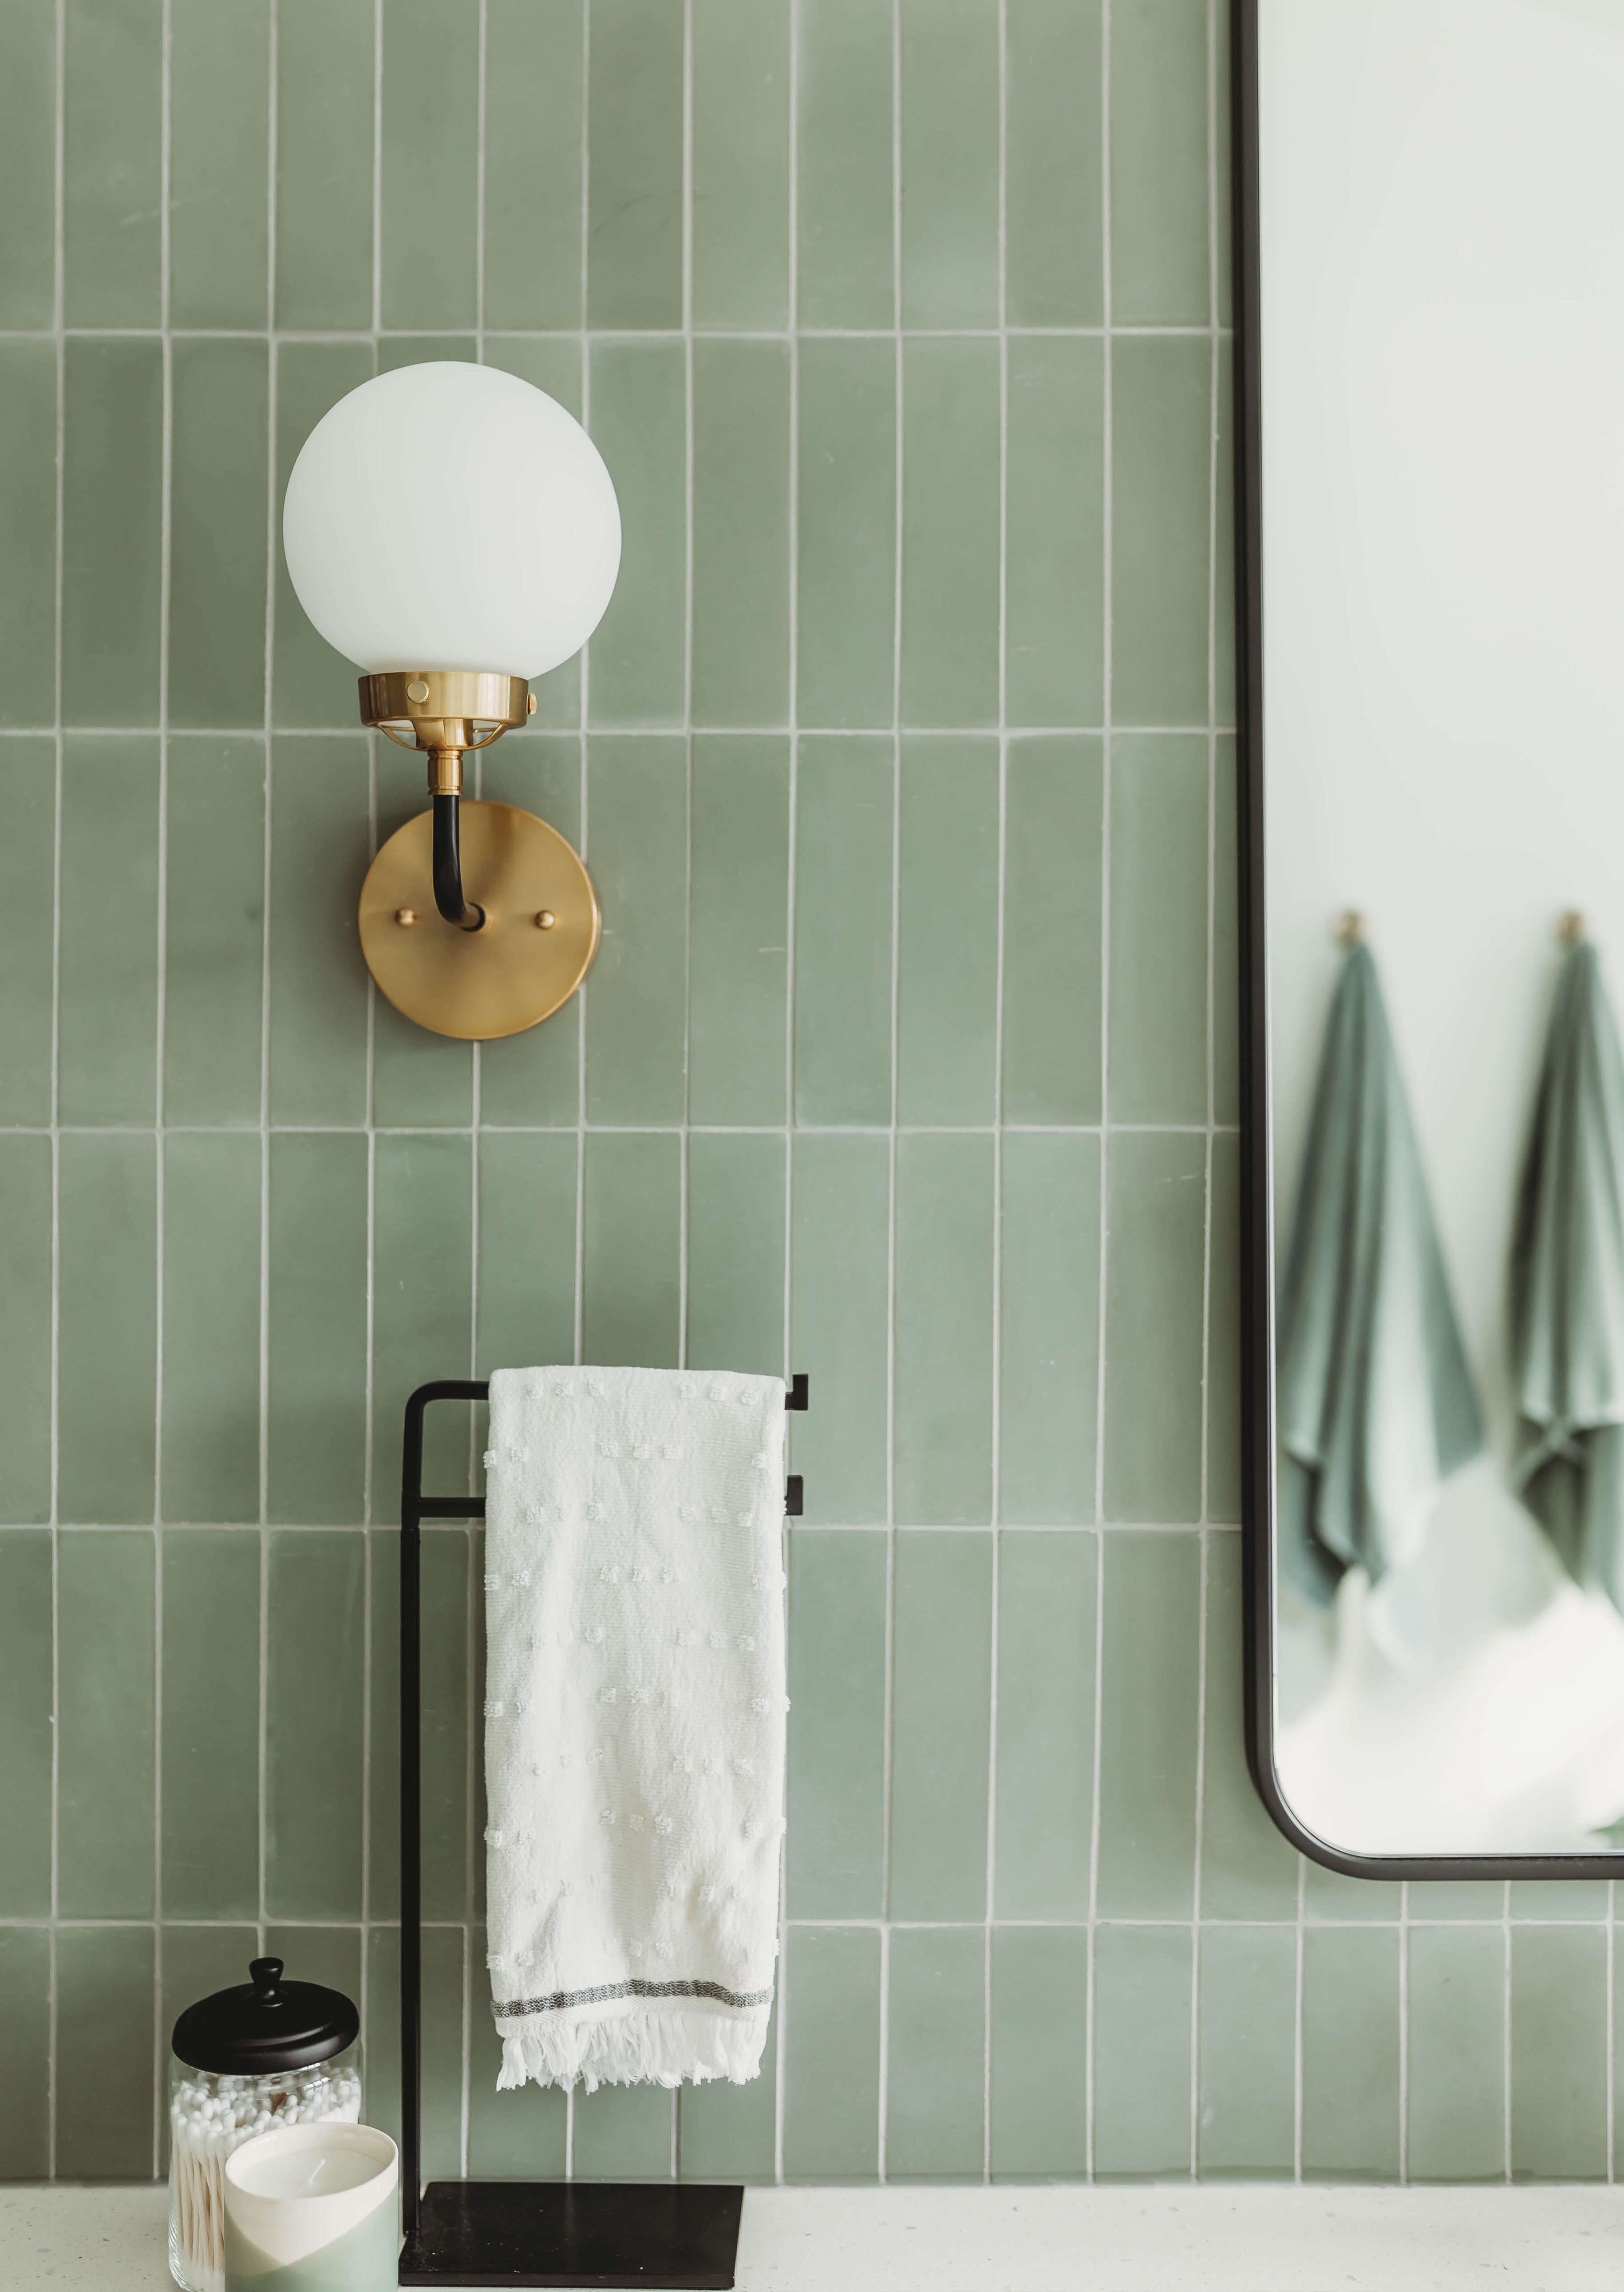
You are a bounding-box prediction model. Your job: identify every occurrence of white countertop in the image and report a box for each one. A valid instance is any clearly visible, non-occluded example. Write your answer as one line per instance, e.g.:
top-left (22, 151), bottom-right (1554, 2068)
top-left (8, 2181), bottom-right (1624, 2290)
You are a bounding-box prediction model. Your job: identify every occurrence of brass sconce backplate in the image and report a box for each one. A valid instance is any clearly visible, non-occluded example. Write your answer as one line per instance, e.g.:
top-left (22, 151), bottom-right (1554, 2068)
top-left (359, 801), bottom-right (600, 1040)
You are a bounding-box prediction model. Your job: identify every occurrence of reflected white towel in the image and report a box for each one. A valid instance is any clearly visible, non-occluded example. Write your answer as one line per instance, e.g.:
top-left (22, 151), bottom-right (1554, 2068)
top-left (482, 1365), bottom-right (787, 2093)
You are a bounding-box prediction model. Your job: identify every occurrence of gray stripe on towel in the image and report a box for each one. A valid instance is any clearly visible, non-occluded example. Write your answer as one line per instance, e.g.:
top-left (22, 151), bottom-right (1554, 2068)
top-left (495, 1976), bottom-right (773, 2017)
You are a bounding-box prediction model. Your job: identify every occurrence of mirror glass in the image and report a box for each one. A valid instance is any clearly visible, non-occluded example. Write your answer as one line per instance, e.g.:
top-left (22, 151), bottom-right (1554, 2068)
top-left (1257, 0), bottom-right (1624, 1857)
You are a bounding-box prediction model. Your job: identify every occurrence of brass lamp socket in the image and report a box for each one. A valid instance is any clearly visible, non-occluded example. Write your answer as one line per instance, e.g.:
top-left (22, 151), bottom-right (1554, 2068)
top-left (358, 669), bottom-right (534, 788)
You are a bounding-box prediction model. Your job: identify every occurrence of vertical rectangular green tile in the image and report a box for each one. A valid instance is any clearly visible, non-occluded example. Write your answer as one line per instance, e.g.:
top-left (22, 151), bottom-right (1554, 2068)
top-left (782, 1926), bottom-right (881, 2181)
top-left (786, 1529), bottom-right (887, 1917)
top-left (1109, 735), bottom-right (1209, 1123)
top-left (687, 1133), bottom-right (785, 1377)
top-left (788, 1133), bottom-right (889, 1525)
top-left (692, 340), bottom-right (790, 728)
top-left (1092, 1924), bottom-right (1192, 2179)
top-left (170, 340), bottom-right (269, 729)
top-left (268, 1133), bottom-right (368, 1524)
top-left (373, 1134), bottom-right (473, 1504)
top-left (796, 0), bottom-right (893, 328)
top-left (0, 348), bottom-right (57, 726)
top-left (267, 735), bottom-right (371, 1125)
top-left (58, 1528), bottom-right (154, 1914)
top-left (275, 0), bottom-right (375, 329)
top-left (797, 341), bottom-right (895, 731)
top-left (679, 2001), bottom-right (778, 2182)
top-left (1212, 734), bottom-right (1239, 1122)
top-left (900, 339), bottom-right (1000, 728)
top-left (894, 1134), bottom-right (993, 1524)
top-left (0, 0), bottom-right (55, 326)
top-left (366, 1531), bottom-right (400, 1918)
top-left (793, 737), bottom-right (893, 1126)
top-left (1410, 1881), bottom-right (1505, 1921)
top-left (585, 342), bottom-right (687, 727)
top-left (57, 1925), bottom-right (155, 2179)
top-left (581, 738), bottom-right (682, 1123)
top-left (418, 1529), bottom-right (470, 1923)
top-left (897, 737), bottom-right (998, 1125)
top-left (1006, 340), bottom-right (1105, 728)
top-left (1199, 1534), bottom-right (1300, 1919)
top-left (1197, 1925), bottom-right (1295, 2178)
top-left (59, 1133), bottom-right (157, 1524)
top-left (1213, 350), bottom-right (1236, 718)
top-left (1512, 1924), bottom-right (1607, 2181)
top-left (1206, 1133), bottom-right (1241, 1523)
top-left (63, 340), bottom-right (162, 726)
top-left (585, 0), bottom-right (683, 328)
top-left (165, 738), bottom-right (265, 1126)
top-left (170, 0), bottom-right (269, 326)
top-left (1102, 1132), bottom-right (1206, 1522)
top-left (887, 1926), bottom-right (984, 2181)
top-left (478, 736), bottom-right (582, 1116)
top-left (1409, 1924), bottom-right (1505, 2182)
top-left (379, 0), bottom-right (477, 329)
top-left (584, 735), bottom-right (687, 1121)
top-left (1111, 338), bottom-right (1211, 728)
top-left (422, 1925), bottom-right (466, 2177)
top-left (59, 735), bottom-right (158, 1123)
top-left (0, 1139), bottom-right (52, 1522)
top-left (1000, 1137), bottom-right (1100, 1527)
top-left (63, 0), bottom-right (160, 325)
top-left (469, 1936), bottom-right (569, 2174)
top-left (692, 0), bottom-right (789, 329)
top-left (273, 346), bottom-right (376, 728)
top-left (989, 1928), bottom-right (1088, 2179)
top-left (1001, 736), bottom-right (1103, 1124)
top-left (484, 0), bottom-right (582, 330)
top-left (889, 1530), bottom-right (992, 1920)
top-left (689, 736), bottom-right (789, 1124)
top-left (1094, 1530), bottom-right (1200, 1919)
top-left (476, 1131), bottom-right (579, 1375)
top-left (1110, 0), bottom-right (1209, 325)
top-left (267, 1529), bottom-right (366, 1917)
top-left (364, 1925), bottom-right (403, 2145)
top-left (0, 744), bottom-right (53, 1119)
top-left (0, 1535), bottom-right (52, 1912)
top-left (162, 1530), bottom-right (260, 1919)
top-left (1509, 1881), bottom-right (1611, 1922)
top-left (898, 0), bottom-right (998, 327)
top-left (1301, 1925), bottom-right (1401, 2181)
top-left (162, 1135), bottom-right (261, 1522)
top-left (995, 1531), bottom-right (1095, 1915)
top-left (1005, 0), bottom-right (1102, 327)
top-left (0, 1928), bottom-right (51, 2177)
top-left (582, 1131), bottom-right (681, 1369)
top-left (574, 2086), bottom-right (674, 2182)
top-left (376, 334), bottom-right (476, 377)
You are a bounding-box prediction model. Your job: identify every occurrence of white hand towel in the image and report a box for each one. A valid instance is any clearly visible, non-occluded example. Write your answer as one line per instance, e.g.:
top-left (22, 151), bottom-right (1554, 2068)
top-left (482, 1364), bottom-right (788, 2094)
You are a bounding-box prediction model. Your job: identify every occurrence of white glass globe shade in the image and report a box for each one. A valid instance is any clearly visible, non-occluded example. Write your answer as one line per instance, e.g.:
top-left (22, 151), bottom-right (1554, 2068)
top-left (281, 362), bottom-right (620, 681)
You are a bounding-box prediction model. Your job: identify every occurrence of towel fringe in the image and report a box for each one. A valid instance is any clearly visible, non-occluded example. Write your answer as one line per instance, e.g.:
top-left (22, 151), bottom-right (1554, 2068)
top-left (497, 2007), bottom-right (769, 2094)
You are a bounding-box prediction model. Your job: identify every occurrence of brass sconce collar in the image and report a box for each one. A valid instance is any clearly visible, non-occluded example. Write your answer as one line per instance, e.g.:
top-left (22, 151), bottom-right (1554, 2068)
top-left (359, 669), bottom-right (535, 795)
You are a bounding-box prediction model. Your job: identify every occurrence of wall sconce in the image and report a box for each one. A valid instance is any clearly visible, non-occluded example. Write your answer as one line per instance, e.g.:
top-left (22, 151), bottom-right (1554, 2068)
top-left (282, 363), bottom-right (620, 1040)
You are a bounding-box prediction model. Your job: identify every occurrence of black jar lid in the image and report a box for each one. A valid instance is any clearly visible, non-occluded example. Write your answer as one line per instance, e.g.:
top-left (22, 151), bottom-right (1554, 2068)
top-left (171, 1957), bottom-right (360, 2076)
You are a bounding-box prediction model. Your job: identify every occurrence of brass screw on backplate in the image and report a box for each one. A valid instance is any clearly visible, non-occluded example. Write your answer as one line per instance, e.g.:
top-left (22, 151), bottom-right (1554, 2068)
top-left (535, 910), bottom-right (557, 930)
top-left (395, 907), bottom-right (419, 927)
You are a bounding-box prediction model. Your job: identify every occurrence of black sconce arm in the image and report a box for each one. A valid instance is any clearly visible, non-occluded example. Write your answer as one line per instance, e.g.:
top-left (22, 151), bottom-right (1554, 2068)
top-left (431, 792), bottom-right (484, 931)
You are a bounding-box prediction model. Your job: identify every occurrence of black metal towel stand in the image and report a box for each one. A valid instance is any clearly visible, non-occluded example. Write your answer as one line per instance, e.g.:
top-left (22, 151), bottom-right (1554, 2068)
top-left (397, 1374), bottom-right (808, 2290)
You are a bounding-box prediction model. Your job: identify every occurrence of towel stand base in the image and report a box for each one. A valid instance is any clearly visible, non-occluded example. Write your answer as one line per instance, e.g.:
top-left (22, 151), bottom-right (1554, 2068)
top-left (399, 2178), bottom-right (743, 2289)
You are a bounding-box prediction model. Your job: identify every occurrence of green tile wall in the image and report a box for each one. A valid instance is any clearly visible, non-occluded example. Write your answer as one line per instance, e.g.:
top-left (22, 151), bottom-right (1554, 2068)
top-left (0, 0), bottom-right (1604, 2197)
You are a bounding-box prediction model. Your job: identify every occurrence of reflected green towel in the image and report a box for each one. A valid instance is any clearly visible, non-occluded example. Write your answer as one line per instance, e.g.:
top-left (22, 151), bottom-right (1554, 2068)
top-left (1512, 941), bottom-right (1624, 1612)
top-left (1279, 944), bottom-right (1483, 1607)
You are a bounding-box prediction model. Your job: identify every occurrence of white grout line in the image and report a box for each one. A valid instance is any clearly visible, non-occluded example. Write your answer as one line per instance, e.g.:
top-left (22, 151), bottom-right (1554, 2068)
top-left (45, 0), bottom-right (66, 2186)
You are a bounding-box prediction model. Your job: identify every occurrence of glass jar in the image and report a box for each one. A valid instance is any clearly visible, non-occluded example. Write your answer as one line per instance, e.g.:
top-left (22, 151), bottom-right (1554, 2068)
top-left (168, 1956), bottom-right (362, 2292)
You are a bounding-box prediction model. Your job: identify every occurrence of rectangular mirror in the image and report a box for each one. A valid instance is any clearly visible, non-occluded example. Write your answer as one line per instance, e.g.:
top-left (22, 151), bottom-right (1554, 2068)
top-left (1239, 0), bottom-right (1624, 1872)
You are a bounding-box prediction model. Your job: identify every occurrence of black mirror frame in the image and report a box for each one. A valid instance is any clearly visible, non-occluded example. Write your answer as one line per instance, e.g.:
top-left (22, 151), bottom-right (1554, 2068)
top-left (1230, 0), bottom-right (1624, 1880)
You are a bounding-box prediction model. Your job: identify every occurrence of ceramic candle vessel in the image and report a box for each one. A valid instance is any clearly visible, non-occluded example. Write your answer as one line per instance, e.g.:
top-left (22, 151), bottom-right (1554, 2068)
top-left (223, 2124), bottom-right (398, 2292)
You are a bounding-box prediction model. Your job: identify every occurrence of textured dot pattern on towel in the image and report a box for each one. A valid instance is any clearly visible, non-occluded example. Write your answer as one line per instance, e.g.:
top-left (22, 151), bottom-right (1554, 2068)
top-left (482, 1364), bottom-right (788, 2093)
